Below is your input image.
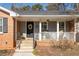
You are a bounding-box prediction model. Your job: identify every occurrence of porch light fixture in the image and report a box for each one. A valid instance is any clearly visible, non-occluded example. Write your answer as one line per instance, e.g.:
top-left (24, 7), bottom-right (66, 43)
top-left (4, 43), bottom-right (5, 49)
top-left (47, 19), bottom-right (49, 22)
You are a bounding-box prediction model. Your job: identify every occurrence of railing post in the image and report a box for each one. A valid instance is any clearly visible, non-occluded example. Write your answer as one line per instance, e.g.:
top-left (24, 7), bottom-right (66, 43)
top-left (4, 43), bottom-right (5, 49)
top-left (57, 21), bottom-right (59, 41)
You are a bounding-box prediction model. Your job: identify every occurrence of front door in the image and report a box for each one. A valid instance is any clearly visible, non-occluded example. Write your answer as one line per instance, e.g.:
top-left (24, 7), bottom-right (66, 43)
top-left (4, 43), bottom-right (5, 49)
top-left (27, 22), bottom-right (34, 38)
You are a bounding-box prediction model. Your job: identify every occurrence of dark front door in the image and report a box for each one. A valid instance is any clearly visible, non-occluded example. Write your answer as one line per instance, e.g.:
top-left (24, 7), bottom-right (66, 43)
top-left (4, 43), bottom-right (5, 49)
top-left (27, 22), bottom-right (34, 38)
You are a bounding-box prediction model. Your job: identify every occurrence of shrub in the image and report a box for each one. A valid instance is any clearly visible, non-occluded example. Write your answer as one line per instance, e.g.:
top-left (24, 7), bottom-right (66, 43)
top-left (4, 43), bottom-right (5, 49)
top-left (50, 40), bottom-right (57, 47)
top-left (32, 49), bottom-right (38, 55)
top-left (51, 39), bottom-right (75, 50)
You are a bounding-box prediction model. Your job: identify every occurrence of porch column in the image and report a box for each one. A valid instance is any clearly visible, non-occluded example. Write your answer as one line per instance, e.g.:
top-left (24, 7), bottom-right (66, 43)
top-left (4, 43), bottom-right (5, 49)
top-left (57, 21), bottom-right (59, 41)
top-left (39, 22), bottom-right (42, 41)
top-left (74, 18), bottom-right (76, 41)
top-left (25, 22), bottom-right (27, 38)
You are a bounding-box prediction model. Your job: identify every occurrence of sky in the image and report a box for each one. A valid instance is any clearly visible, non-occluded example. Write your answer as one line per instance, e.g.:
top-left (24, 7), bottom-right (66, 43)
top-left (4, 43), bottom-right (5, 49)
top-left (0, 3), bottom-right (48, 10)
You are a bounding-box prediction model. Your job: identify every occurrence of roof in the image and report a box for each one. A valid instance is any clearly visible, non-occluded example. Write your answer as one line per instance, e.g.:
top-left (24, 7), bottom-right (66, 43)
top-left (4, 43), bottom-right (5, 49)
top-left (0, 6), bottom-right (79, 17)
top-left (0, 6), bottom-right (19, 16)
top-left (14, 10), bottom-right (79, 15)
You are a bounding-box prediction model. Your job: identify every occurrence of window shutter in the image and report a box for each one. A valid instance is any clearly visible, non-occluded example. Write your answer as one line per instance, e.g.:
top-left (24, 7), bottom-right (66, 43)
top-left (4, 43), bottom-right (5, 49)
top-left (3, 18), bottom-right (8, 33)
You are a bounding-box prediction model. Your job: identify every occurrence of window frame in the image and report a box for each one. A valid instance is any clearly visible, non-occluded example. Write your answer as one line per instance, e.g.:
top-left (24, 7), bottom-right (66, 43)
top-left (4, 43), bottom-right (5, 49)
top-left (59, 21), bottom-right (66, 32)
top-left (42, 22), bottom-right (48, 31)
top-left (0, 18), bottom-right (3, 34)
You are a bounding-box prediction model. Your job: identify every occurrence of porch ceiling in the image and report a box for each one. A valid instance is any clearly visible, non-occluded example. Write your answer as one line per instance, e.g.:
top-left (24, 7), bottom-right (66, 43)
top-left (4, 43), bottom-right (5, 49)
top-left (15, 15), bottom-right (76, 21)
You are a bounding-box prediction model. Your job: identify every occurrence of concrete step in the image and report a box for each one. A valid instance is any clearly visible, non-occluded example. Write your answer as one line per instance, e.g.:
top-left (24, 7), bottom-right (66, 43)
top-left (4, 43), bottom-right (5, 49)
top-left (25, 38), bottom-right (33, 40)
top-left (13, 52), bottom-right (34, 56)
top-left (21, 41), bottom-right (33, 43)
top-left (22, 40), bottom-right (33, 41)
top-left (15, 49), bottom-right (33, 52)
top-left (21, 42), bottom-right (33, 45)
top-left (17, 45), bottom-right (33, 50)
top-left (20, 46), bottom-right (33, 49)
top-left (17, 48), bottom-right (33, 51)
top-left (22, 42), bottom-right (33, 44)
top-left (21, 43), bottom-right (33, 45)
top-left (21, 44), bottom-right (33, 46)
top-left (20, 48), bottom-right (33, 51)
top-left (20, 45), bottom-right (33, 47)
top-left (22, 39), bottom-right (33, 41)
top-left (15, 50), bottom-right (33, 53)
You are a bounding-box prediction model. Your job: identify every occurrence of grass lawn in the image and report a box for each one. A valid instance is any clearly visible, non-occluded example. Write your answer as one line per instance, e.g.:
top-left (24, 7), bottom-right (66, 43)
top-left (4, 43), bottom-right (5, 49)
top-left (0, 50), bottom-right (15, 56)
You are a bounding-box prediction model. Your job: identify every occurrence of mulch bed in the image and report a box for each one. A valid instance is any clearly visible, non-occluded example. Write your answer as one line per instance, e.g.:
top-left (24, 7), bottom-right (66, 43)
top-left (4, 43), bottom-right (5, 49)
top-left (0, 50), bottom-right (15, 56)
top-left (34, 46), bottom-right (79, 56)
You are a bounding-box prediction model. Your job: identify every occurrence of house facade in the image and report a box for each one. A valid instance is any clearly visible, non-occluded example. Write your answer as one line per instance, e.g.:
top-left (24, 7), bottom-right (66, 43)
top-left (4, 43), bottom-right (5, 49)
top-left (0, 5), bottom-right (79, 49)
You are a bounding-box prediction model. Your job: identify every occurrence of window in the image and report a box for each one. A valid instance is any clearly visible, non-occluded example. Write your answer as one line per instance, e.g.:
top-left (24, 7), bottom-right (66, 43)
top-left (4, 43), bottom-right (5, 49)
top-left (42, 22), bottom-right (48, 31)
top-left (0, 18), bottom-right (3, 33)
top-left (76, 19), bottom-right (79, 32)
top-left (59, 22), bottom-right (64, 32)
top-left (0, 18), bottom-right (8, 33)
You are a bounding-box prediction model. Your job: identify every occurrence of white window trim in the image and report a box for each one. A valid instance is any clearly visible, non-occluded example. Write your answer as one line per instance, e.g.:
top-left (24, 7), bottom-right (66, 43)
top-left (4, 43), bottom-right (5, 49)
top-left (0, 18), bottom-right (3, 34)
top-left (59, 21), bottom-right (65, 32)
top-left (42, 22), bottom-right (48, 31)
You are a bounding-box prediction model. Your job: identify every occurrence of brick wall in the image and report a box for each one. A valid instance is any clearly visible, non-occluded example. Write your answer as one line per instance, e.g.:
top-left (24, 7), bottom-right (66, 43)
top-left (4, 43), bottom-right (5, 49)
top-left (0, 11), bottom-right (14, 50)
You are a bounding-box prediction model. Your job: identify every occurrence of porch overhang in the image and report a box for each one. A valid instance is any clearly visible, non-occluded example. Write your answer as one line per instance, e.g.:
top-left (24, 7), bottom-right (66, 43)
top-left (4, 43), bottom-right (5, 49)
top-left (14, 15), bottom-right (77, 21)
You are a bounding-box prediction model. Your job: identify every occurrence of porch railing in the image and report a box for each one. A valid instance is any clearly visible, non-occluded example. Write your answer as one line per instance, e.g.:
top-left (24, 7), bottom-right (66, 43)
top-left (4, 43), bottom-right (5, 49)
top-left (41, 32), bottom-right (57, 40)
top-left (59, 32), bottom-right (74, 40)
top-left (34, 33), bottom-right (39, 40)
top-left (34, 32), bottom-right (75, 40)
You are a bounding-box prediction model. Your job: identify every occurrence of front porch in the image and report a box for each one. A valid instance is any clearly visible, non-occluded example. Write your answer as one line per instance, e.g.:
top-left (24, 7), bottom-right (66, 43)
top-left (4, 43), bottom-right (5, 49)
top-left (15, 15), bottom-right (77, 41)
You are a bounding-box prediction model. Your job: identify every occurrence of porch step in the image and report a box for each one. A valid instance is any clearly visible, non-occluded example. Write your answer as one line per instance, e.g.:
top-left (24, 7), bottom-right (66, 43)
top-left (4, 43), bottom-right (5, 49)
top-left (20, 45), bottom-right (33, 48)
top-left (21, 40), bottom-right (33, 46)
top-left (22, 40), bottom-right (33, 43)
top-left (20, 46), bottom-right (33, 49)
top-left (16, 46), bottom-right (33, 51)
top-left (16, 39), bottom-right (33, 53)
top-left (21, 44), bottom-right (33, 47)
top-left (15, 39), bottom-right (33, 53)
top-left (15, 49), bottom-right (33, 53)
top-left (21, 42), bottom-right (33, 44)
top-left (16, 46), bottom-right (33, 53)
top-left (25, 38), bottom-right (33, 40)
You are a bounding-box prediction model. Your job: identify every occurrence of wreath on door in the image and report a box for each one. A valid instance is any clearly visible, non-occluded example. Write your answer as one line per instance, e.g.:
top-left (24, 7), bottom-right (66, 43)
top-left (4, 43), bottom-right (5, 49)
top-left (28, 24), bottom-right (32, 30)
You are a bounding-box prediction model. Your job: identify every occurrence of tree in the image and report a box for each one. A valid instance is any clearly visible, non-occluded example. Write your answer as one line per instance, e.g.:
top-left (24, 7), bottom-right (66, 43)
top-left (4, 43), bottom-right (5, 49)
top-left (11, 4), bottom-right (31, 11)
top-left (32, 4), bottom-right (43, 11)
top-left (75, 3), bottom-right (79, 11)
top-left (11, 3), bottom-right (17, 11)
top-left (47, 3), bottom-right (59, 11)
top-left (58, 3), bottom-right (65, 12)
top-left (22, 5), bottom-right (31, 11)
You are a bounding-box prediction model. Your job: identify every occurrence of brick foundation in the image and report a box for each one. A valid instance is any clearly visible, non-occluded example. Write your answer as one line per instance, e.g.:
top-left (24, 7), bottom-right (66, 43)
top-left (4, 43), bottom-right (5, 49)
top-left (35, 40), bottom-right (57, 47)
top-left (35, 40), bottom-right (75, 48)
